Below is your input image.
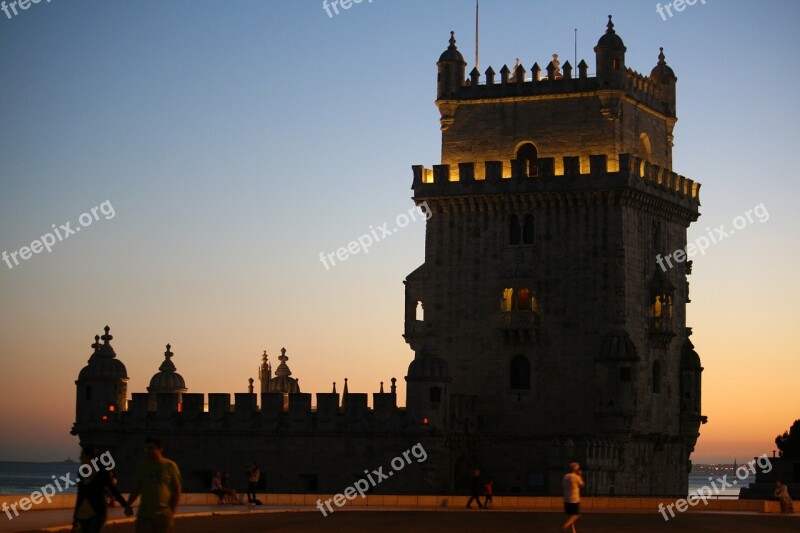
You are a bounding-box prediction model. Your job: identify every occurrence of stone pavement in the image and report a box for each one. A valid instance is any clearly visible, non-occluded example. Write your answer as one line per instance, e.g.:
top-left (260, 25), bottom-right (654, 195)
top-left (5, 507), bottom-right (799, 533)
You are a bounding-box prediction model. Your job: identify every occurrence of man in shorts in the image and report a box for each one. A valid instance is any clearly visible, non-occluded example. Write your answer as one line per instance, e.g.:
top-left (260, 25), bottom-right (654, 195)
top-left (562, 462), bottom-right (584, 532)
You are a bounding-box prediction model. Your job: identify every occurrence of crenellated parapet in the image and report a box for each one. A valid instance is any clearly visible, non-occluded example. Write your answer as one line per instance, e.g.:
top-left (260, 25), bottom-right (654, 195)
top-left (96, 387), bottom-right (405, 434)
top-left (411, 153), bottom-right (700, 214)
top-left (449, 68), bottom-right (673, 118)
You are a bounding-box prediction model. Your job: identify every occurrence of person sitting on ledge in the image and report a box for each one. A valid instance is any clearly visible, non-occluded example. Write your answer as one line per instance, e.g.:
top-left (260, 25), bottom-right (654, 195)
top-left (774, 480), bottom-right (794, 514)
top-left (211, 471), bottom-right (225, 504)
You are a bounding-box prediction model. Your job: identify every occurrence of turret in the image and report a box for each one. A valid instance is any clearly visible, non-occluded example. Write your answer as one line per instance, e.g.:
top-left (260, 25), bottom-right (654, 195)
top-left (594, 15), bottom-right (627, 88)
top-left (650, 47), bottom-right (677, 116)
top-left (436, 31), bottom-right (466, 99)
top-left (436, 31), bottom-right (466, 131)
top-left (679, 329), bottom-right (706, 437)
top-left (75, 326), bottom-right (128, 425)
top-left (146, 344), bottom-right (187, 411)
top-left (593, 330), bottom-right (639, 434)
top-left (405, 344), bottom-right (451, 431)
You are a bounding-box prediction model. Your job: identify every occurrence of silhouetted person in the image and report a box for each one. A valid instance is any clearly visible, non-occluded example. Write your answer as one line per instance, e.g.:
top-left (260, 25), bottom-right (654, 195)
top-left (246, 463), bottom-right (260, 504)
top-left (483, 479), bottom-right (494, 509)
top-left (126, 438), bottom-right (181, 533)
top-left (466, 469), bottom-right (484, 509)
top-left (211, 471), bottom-right (225, 504)
top-left (774, 480), bottom-right (794, 514)
top-left (562, 462), bottom-right (584, 532)
top-left (72, 447), bottom-right (131, 533)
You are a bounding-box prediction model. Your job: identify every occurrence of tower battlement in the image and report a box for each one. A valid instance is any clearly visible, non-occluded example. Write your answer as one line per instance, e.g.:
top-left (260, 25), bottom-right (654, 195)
top-left (412, 153), bottom-right (700, 208)
top-left (448, 62), bottom-right (671, 118)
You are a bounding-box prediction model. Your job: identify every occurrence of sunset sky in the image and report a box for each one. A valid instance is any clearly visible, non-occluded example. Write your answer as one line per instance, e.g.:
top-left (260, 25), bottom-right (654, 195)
top-left (1, 0), bottom-right (798, 464)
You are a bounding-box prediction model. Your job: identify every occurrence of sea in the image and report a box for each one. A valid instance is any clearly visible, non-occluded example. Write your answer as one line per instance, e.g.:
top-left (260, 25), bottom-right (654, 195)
top-left (0, 461), bottom-right (754, 498)
top-left (0, 461), bottom-right (80, 495)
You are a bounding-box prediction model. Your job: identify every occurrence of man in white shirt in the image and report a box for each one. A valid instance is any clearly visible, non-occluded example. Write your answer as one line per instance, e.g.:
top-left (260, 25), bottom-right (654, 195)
top-left (562, 462), bottom-right (585, 532)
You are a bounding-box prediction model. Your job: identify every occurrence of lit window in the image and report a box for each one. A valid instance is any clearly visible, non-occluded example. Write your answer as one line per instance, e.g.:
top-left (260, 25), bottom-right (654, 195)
top-left (501, 288), bottom-right (514, 312)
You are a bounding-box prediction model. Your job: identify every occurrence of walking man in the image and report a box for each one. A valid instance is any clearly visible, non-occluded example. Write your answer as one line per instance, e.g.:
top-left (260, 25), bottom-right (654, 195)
top-left (465, 469), bottom-right (484, 509)
top-left (125, 438), bottom-right (182, 533)
top-left (562, 462), bottom-right (584, 532)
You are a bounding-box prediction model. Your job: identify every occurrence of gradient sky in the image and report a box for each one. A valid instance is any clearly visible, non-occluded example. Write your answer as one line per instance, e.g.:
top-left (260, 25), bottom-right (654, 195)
top-left (1, 0), bottom-right (798, 464)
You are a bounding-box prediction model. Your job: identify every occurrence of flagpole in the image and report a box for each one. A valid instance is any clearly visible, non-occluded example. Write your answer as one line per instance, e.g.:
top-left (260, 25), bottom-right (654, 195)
top-left (475, 0), bottom-right (479, 71)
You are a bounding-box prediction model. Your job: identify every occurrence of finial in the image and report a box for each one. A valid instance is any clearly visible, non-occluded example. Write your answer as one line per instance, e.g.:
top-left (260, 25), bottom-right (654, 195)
top-left (391, 377), bottom-right (397, 394)
top-left (380, 381), bottom-right (384, 393)
top-left (92, 335), bottom-right (101, 352)
top-left (606, 15), bottom-right (615, 33)
top-left (449, 31), bottom-right (456, 49)
top-left (332, 382), bottom-right (337, 394)
top-left (343, 377), bottom-right (349, 395)
top-left (261, 350), bottom-right (268, 363)
top-left (658, 47), bottom-right (666, 65)
top-left (101, 325), bottom-right (112, 344)
top-left (158, 343), bottom-right (177, 373)
top-left (248, 377), bottom-right (254, 394)
top-left (279, 347), bottom-right (288, 363)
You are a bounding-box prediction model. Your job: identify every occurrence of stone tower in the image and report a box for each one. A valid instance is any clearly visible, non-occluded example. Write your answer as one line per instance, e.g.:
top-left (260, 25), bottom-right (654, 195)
top-left (405, 17), bottom-right (705, 496)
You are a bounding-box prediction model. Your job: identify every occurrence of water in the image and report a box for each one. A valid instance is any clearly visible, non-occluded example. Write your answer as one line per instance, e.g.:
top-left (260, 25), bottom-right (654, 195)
top-left (0, 462), bottom-right (79, 495)
top-left (687, 468), bottom-right (756, 499)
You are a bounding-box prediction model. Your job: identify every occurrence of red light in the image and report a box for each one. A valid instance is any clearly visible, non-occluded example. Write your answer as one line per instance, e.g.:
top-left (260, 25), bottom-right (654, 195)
top-left (423, 417), bottom-right (429, 425)
top-left (177, 402), bottom-right (183, 413)
top-left (109, 405), bottom-right (116, 412)
top-left (102, 415), bottom-right (108, 421)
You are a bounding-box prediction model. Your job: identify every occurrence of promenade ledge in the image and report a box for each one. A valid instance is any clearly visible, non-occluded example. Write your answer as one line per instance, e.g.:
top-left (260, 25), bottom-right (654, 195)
top-left (0, 493), bottom-right (794, 514)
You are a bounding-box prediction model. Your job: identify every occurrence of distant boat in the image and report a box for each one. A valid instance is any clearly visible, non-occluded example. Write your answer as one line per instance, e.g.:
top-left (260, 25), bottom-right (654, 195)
top-left (49, 457), bottom-right (78, 464)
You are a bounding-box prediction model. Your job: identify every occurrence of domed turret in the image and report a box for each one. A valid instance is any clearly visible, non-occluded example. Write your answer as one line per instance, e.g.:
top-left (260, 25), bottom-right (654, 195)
top-left (405, 344), bottom-right (451, 430)
top-left (680, 329), bottom-right (705, 437)
top-left (594, 15), bottom-right (627, 88)
top-left (596, 329), bottom-right (639, 362)
top-left (147, 344), bottom-right (187, 411)
top-left (268, 347), bottom-right (300, 394)
top-left (650, 47), bottom-right (677, 115)
top-left (74, 326), bottom-right (129, 426)
top-left (78, 330), bottom-right (128, 381)
top-left (147, 344), bottom-right (187, 393)
top-left (594, 330), bottom-right (638, 433)
top-left (437, 31), bottom-right (467, 100)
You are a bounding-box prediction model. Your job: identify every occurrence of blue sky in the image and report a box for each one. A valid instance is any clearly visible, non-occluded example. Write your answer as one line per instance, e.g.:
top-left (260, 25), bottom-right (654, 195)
top-left (1, 0), bottom-right (799, 462)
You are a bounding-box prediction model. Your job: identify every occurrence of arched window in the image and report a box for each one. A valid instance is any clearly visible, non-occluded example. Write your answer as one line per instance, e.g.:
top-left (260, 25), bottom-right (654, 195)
top-left (638, 132), bottom-right (652, 162)
top-left (516, 288), bottom-right (530, 311)
top-left (522, 215), bottom-right (534, 244)
top-left (516, 143), bottom-right (538, 177)
top-left (501, 288), bottom-right (514, 312)
top-left (510, 355), bottom-right (531, 389)
top-left (509, 215), bottom-right (521, 245)
top-left (652, 360), bottom-right (662, 394)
